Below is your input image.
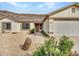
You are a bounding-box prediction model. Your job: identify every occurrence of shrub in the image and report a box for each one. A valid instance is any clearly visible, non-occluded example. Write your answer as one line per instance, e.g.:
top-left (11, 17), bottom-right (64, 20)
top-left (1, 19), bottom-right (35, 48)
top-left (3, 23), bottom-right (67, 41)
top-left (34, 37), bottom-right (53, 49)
top-left (30, 28), bottom-right (35, 33)
top-left (33, 36), bottom-right (75, 56)
top-left (58, 36), bottom-right (74, 56)
top-left (33, 37), bottom-right (60, 56)
top-left (33, 46), bottom-right (47, 56)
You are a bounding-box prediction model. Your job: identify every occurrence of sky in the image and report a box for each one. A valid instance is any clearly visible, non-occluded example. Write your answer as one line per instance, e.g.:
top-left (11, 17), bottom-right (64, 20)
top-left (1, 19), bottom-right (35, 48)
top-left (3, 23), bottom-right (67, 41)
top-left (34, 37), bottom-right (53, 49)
top-left (0, 2), bottom-right (74, 14)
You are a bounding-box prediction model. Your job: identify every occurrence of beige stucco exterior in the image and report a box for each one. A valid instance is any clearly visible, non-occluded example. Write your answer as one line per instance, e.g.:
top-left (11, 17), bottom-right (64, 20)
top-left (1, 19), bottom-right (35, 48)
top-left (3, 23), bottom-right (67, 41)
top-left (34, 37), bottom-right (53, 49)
top-left (43, 5), bottom-right (79, 36)
top-left (30, 23), bottom-right (35, 30)
top-left (49, 6), bottom-right (79, 18)
top-left (43, 18), bottom-right (49, 34)
top-left (43, 18), bottom-right (55, 36)
top-left (48, 18), bottom-right (54, 36)
top-left (0, 18), bottom-right (36, 32)
top-left (0, 18), bottom-right (21, 32)
top-left (1, 3), bottom-right (79, 36)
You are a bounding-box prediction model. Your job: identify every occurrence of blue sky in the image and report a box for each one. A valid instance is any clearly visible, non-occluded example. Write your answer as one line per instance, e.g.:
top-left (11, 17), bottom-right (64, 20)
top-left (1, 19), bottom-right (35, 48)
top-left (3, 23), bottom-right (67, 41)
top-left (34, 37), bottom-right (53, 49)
top-left (0, 2), bottom-right (74, 14)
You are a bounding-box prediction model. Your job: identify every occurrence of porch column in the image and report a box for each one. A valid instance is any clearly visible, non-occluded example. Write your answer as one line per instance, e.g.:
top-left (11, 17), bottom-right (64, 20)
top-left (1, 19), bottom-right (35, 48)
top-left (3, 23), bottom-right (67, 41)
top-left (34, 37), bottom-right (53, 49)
top-left (49, 18), bottom-right (54, 36)
top-left (30, 23), bottom-right (35, 30)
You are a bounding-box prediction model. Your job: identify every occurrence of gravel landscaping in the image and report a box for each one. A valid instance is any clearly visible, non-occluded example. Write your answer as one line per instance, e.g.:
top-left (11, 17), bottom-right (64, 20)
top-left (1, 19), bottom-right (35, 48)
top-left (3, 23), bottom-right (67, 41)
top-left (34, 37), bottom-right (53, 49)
top-left (0, 32), bottom-right (46, 56)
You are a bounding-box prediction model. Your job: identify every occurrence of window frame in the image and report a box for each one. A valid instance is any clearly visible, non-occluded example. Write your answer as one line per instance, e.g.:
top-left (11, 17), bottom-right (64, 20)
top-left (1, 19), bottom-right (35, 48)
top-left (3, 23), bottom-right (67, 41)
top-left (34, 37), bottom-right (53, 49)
top-left (2, 22), bottom-right (11, 30)
top-left (22, 23), bottom-right (29, 30)
top-left (72, 8), bottom-right (75, 13)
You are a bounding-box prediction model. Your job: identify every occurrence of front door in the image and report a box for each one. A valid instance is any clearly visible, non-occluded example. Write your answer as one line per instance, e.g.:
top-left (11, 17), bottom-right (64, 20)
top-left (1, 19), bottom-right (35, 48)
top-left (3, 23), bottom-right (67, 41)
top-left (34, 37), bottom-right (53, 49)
top-left (35, 23), bottom-right (40, 32)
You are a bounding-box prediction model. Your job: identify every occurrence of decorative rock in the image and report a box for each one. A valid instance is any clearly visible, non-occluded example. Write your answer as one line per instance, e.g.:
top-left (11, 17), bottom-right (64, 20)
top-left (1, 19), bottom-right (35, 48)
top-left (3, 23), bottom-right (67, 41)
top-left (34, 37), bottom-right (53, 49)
top-left (22, 37), bottom-right (32, 51)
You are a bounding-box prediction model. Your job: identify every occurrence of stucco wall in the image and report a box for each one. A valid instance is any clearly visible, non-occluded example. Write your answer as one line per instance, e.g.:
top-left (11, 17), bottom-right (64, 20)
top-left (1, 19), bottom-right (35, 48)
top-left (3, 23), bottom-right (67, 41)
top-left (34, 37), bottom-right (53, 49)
top-left (0, 18), bottom-right (36, 32)
top-left (43, 18), bottom-right (49, 34)
top-left (0, 18), bottom-right (21, 32)
top-left (30, 23), bottom-right (35, 30)
top-left (16, 22), bottom-right (22, 32)
top-left (47, 6), bottom-right (79, 36)
top-left (49, 18), bottom-right (54, 33)
top-left (48, 18), bottom-right (54, 36)
top-left (49, 6), bottom-right (79, 18)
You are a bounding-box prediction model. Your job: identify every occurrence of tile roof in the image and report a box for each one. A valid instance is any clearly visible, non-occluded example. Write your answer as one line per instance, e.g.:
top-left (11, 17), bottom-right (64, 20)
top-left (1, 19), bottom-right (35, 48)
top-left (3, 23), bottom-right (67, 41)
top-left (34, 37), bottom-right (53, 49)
top-left (0, 10), bottom-right (47, 23)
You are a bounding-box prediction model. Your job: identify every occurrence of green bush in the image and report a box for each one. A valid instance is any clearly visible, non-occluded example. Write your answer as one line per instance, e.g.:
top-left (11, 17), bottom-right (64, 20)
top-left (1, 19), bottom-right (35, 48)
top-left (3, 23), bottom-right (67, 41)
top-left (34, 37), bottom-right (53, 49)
top-left (33, 36), bottom-right (74, 56)
top-left (30, 29), bottom-right (35, 33)
top-left (58, 36), bottom-right (74, 56)
top-left (33, 46), bottom-right (47, 56)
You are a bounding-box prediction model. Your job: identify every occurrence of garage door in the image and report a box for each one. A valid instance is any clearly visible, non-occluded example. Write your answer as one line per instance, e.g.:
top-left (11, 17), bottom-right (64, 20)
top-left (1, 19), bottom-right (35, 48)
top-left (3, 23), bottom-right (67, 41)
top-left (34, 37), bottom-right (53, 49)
top-left (54, 20), bottom-right (79, 36)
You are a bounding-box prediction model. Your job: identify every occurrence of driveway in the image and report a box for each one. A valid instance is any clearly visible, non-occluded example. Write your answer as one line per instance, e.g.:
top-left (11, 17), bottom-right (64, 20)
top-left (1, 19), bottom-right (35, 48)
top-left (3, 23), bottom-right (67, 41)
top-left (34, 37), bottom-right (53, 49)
top-left (69, 36), bottom-right (79, 53)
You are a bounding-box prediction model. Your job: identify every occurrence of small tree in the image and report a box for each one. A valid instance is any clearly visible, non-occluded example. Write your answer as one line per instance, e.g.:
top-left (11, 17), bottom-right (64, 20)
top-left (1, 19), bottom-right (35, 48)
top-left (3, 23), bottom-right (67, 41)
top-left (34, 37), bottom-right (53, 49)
top-left (44, 37), bottom-right (60, 56)
top-left (33, 37), bottom-right (60, 56)
top-left (58, 36), bottom-right (74, 56)
top-left (33, 36), bottom-right (74, 56)
top-left (33, 46), bottom-right (47, 56)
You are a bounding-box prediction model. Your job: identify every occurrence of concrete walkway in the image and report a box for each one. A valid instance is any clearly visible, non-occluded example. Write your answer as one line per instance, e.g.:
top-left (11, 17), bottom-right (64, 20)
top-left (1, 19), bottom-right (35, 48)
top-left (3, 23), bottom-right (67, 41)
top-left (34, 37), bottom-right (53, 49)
top-left (26, 32), bottom-right (47, 55)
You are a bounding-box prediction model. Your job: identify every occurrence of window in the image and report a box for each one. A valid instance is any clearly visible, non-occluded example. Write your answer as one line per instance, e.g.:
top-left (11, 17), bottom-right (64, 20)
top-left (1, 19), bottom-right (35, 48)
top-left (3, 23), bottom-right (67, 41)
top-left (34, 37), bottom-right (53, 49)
top-left (22, 23), bottom-right (29, 29)
top-left (72, 8), bottom-right (75, 13)
top-left (2, 22), bottom-right (11, 30)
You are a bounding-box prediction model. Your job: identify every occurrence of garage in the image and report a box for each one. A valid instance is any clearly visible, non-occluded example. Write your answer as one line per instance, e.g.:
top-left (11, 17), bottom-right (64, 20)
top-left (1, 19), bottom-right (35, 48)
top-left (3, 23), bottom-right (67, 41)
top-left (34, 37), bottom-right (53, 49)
top-left (54, 20), bottom-right (79, 36)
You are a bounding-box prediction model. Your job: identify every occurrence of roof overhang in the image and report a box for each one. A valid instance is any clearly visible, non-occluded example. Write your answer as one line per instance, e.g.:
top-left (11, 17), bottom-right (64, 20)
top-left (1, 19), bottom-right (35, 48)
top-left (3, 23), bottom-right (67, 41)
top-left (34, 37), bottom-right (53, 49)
top-left (50, 17), bottom-right (79, 20)
top-left (48, 3), bottom-right (79, 16)
top-left (17, 21), bottom-right (42, 23)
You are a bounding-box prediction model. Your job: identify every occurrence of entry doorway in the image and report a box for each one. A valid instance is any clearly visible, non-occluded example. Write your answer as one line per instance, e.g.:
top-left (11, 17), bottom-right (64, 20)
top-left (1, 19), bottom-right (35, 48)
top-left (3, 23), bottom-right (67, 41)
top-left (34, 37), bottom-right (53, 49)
top-left (35, 23), bottom-right (42, 32)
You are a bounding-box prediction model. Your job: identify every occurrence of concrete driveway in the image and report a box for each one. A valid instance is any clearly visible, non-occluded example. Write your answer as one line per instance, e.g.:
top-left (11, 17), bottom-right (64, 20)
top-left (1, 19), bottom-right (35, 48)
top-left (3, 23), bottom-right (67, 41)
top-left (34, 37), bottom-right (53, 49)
top-left (69, 36), bottom-right (79, 53)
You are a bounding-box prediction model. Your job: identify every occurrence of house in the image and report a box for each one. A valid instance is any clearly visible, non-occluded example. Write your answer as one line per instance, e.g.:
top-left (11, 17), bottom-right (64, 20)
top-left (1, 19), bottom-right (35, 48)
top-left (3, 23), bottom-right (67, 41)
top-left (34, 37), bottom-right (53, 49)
top-left (43, 3), bottom-right (79, 36)
top-left (0, 11), bottom-right (47, 32)
top-left (0, 3), bottom-right (79, 37)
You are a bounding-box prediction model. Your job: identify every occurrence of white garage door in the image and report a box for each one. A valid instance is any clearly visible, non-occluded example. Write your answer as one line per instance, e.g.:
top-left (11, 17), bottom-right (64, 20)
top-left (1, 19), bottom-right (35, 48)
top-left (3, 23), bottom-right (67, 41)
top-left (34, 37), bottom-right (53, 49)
top-left (54, 20), bottom-right (79, 36)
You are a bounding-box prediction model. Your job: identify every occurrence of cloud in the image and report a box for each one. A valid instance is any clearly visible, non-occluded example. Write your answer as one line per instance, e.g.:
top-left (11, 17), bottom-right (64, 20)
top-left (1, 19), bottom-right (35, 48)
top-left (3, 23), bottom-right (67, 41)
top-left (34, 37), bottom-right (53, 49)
top-left (7, 2), bottom-right (18, 6)
top-left (21, 4), bottom-right (27, 7)
top-left (38, 4), bottom-right (43, 8)
top-left (6, 2), bottom-right (27, 7)
top-left (44, 2), bottom-right (55, 8)
top-left (37, 2), bottom-right (55, 9)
